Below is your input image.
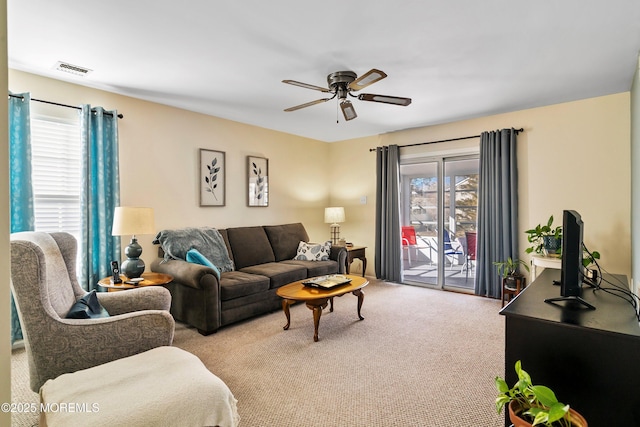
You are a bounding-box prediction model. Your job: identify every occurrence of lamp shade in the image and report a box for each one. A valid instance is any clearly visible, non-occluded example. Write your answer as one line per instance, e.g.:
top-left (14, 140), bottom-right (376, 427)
top-left (324, 207), bottom-right (345, 225)
top-left (111, 207), bottom-right (155, 236)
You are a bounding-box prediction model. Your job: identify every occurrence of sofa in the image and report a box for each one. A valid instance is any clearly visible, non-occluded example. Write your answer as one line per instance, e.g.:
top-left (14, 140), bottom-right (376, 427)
top-left (151, 223), bottom-right (346, 335)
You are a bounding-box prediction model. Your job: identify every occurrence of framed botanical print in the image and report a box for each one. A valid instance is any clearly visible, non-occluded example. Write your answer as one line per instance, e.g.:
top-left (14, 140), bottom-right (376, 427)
top-left (200, 149), bottom-right (225, 206)
top-left (247, 156), bottom-right (268, 207)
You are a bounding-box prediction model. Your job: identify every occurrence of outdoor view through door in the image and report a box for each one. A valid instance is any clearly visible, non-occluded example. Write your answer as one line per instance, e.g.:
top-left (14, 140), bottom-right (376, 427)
top-left (400, 157), bottom-right (479, 291)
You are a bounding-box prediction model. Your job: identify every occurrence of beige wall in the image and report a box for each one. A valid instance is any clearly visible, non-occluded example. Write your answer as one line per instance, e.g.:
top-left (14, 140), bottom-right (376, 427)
top-left (632, 53), bottom-right (640, 294)
top-left (1, 1), bottom-right (10, 424)
top-left (331, 92), bottom-right (632, 278)
top-left (9, 70), bottom-right (334, 264)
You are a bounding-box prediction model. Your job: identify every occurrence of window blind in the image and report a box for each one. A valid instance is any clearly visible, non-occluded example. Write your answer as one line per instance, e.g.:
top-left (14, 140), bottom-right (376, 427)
top-left (31, 114), bottom-right (82, 242)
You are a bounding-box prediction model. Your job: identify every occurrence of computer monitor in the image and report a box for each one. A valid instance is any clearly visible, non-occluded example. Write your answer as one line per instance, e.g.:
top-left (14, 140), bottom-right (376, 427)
top-left (544, 210), bottom-right (595, 310)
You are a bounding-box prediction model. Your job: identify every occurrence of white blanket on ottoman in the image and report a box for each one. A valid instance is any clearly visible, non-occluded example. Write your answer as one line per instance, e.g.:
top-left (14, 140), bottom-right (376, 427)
top-left (39, 346), bottom-right (239, 427)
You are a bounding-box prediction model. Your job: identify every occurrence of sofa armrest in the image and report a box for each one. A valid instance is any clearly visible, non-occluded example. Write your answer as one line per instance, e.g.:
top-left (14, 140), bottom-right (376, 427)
top-left (330, 246), bottom-right (347, 274)
top-left (151, 258), bottom-right (219, 290)
top-left (151, 257), bottom-right (222, 334)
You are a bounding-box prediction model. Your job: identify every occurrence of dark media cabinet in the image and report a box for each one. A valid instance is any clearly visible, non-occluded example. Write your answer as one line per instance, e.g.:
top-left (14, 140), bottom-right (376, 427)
top-left (500, 269), bottom-right (640, 427)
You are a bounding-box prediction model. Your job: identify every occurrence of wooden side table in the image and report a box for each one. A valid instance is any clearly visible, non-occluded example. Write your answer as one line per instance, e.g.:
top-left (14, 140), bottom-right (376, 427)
top-left (98, 272), bottom-right (173, 292)
top-left (501, 275), bottom-right (526, 307)
top-left (344, 246), bottom-right (367, 277)
top-left (530, 255), bottom-right (561, 282)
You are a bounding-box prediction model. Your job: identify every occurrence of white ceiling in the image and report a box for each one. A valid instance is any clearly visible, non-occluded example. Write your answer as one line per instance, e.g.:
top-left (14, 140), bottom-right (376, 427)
top-left (8, 1), bottom-right (640, 142)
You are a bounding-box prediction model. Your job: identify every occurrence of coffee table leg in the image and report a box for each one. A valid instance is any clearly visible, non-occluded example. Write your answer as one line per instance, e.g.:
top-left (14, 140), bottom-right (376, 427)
top-left (281, 299), bottom-right (294, 330)
top-left (306, 299), bottom-right (328, 342)
top-left (353, 289), bottom-right (365, 320)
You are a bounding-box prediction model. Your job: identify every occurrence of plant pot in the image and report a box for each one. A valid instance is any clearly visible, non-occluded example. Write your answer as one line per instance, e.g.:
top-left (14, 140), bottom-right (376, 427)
top-left (543, 236), bottom-right (562, 256)
top-left (508, 401), bottom-right (588, 427)
top-left (505, 274), bottom-right (525, 291)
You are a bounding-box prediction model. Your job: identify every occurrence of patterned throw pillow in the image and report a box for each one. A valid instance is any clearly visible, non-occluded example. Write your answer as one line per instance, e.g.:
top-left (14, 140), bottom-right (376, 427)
top-left (293, 241), bottom-right (332, 261)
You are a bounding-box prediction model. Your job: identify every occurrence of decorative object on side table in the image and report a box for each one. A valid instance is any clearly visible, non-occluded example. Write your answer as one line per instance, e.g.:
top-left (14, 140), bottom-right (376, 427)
top-left (496, 360), bottom-right (588, 427)
top-left (111, 206), bottom-right (155, 279)
top-left (199, 148), bottom-right (226, 206)
top-left (248, 156), bottom-right (268, 206)
top-left (324, 206), bottom-right (345, 244)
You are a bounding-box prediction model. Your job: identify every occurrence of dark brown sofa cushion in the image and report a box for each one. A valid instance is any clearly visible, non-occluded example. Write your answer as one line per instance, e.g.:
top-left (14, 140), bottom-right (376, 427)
top-left (264, 223), bottom-right (309, 261)
top-left (220, 271), bottom-right (270, 301)
top-left (239, 262), bottom-right (307, 289)
top-left (281, 259), bottom-right (339, 277)
top-left (226, 226), bottom-right (275, 269)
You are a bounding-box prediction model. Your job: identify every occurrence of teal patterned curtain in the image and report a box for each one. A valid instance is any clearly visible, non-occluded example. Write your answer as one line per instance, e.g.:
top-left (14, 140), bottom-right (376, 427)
top-left (79, 106), bottom-right (121, 291)
top-left (9, 92), bottom-right (34, 343)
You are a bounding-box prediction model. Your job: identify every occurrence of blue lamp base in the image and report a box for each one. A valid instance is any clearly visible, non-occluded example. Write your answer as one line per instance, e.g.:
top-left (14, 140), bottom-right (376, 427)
top-left (121, 237), bottom-right (145, 279)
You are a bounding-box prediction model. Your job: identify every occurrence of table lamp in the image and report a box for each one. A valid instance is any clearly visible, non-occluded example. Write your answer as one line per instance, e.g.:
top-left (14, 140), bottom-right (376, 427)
top-left (324, 207), bottom-right (345, 245)
top-left (111, 206), bottom-right (155, 279)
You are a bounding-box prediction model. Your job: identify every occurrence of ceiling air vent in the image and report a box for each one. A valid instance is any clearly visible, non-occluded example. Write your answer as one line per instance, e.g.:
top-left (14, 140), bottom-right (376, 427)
top-left (54, 61), bottom-right (92, 77)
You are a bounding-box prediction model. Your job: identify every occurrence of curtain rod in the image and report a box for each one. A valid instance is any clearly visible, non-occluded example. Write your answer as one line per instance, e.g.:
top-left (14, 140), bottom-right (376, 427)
top-left (8, 93), bottom-right (124, 119)
top-left (368, 128), bottom-right (523, 152)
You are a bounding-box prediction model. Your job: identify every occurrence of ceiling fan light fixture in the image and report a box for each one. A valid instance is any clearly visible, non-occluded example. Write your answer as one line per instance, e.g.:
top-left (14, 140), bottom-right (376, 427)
top-left (340, 100), bottom-right (357, 121)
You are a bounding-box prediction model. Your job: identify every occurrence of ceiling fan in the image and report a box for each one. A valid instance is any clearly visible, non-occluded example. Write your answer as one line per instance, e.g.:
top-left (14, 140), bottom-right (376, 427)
top-left (282, 68), bottom-right (412, 121)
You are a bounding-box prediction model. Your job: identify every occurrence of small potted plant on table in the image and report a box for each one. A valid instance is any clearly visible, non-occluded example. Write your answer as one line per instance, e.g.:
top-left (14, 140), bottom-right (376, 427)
top-left (496, 360), bottom-right (588, 427)
top-left (525, 215), bottom-right (562, 256)
top-left (494, 257), bottom-right (530, 289)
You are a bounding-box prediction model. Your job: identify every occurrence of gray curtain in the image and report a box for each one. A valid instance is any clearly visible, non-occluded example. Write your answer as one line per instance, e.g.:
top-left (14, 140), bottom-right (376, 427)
top-left (475, 129), bottom-right (519, 298)
top-left (375, 145), bottom-right (402, 281)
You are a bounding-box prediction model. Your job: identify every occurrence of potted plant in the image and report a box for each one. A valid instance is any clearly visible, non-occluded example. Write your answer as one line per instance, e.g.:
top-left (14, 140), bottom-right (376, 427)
top-left (525, 215), bottom-right (563, 256)
top-left (494, 257), bottom-right (530, 289)
top-left (496, 360), bottom-right (588, 426)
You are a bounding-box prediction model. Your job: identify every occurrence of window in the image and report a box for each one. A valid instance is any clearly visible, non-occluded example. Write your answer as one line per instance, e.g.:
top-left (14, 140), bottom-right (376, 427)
top-left (31, 109), bottom-right (82, 244)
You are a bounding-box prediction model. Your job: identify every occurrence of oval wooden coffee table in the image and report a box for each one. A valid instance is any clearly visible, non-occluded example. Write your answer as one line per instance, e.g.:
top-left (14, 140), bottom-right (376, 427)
top-left (276, 274), bottom-right (369, 342)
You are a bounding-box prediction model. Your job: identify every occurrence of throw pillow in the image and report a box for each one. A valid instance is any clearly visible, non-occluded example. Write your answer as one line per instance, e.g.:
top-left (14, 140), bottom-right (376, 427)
top-left (293, 241), bottom-right (332, 261)
top-left (65, 290), bottom-right (110, 319)
top-left (186, 248), bottom-right (221, 279)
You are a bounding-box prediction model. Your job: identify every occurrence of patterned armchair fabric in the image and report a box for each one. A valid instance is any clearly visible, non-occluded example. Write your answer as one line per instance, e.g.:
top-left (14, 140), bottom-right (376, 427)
top-left (10, 231), bottom-right (175, 392)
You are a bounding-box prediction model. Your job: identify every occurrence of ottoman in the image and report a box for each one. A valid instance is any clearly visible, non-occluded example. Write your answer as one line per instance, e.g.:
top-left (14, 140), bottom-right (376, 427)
top-left (39, 346), bottom-right (239, 427)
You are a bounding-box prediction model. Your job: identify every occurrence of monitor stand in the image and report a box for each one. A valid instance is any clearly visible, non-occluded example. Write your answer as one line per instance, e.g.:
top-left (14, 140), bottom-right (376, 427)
top-left (544, 295), bottom-right (596, 310)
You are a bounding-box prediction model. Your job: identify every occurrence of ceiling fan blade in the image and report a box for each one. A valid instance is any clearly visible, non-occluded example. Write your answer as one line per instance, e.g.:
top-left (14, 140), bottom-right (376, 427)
top-left (348, 69), bottom-right (387, 91)
top-left (284, 98), bottom-right (332, 112)
top-left (358, 93), bottom-right (412, 106)
top-left (282, 80), bottom-right (331, 93)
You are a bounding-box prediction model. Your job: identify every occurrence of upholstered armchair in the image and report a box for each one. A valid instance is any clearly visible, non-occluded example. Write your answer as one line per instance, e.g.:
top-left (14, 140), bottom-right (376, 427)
top-left (10, 231), bottom-right (175, 392)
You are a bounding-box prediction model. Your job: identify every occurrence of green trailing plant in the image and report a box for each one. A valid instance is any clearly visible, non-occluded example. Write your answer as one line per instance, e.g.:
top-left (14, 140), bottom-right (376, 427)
top-left (582, 250), bottom-right (600, 268)
top-left (494, 257), bottom-right (530, 278)
top-left (525, 215), bottom-right (562, 255)
top-left (496, 360), bottom-right (574, 426)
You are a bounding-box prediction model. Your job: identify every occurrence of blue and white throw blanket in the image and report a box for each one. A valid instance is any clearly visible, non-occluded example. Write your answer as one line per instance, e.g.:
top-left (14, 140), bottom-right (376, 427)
top-left (153, 227), bottom-right (235, 272)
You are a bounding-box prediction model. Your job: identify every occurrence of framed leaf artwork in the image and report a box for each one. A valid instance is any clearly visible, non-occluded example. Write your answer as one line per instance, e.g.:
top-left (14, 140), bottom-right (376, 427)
top-left (200, 149), bottom-right (225, 206)
top-left (247, 156), bottom-right (268, 207)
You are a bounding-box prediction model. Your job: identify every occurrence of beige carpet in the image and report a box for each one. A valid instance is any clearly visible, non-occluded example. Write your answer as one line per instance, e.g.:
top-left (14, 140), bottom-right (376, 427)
top-left (11, 279), bottom-right (505, 426)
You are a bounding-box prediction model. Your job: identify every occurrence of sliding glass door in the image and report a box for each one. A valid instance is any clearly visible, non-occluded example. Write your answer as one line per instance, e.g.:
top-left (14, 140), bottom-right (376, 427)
top-left (400, 156), bottom-right (479, 291)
